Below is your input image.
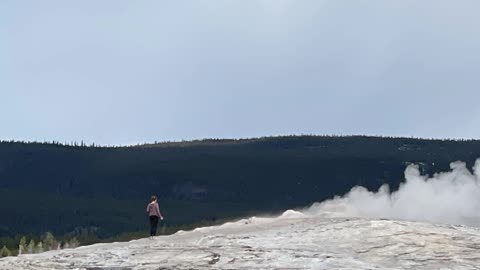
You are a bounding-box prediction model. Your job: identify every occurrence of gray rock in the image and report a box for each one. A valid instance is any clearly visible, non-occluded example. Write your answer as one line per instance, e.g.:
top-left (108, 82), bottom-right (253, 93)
top-left (1, 214), bottom-right (479, 269)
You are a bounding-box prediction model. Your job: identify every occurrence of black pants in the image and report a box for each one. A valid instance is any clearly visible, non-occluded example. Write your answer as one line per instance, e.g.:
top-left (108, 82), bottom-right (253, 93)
top-left (149, 216), bottom-right (159, 236)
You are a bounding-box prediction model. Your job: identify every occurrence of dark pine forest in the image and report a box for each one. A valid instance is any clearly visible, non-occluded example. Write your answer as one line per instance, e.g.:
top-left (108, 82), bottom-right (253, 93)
top-left (1, 135), bottom-right (480, 251)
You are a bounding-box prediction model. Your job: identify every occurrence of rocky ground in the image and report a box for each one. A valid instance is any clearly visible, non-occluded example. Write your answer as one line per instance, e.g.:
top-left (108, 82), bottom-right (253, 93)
top-left (1, 211), bottom-right (480, 269)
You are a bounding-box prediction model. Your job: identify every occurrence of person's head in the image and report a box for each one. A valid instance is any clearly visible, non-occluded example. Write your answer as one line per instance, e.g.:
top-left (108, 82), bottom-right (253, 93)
top-left (150, 195), bottom-right (157, 202)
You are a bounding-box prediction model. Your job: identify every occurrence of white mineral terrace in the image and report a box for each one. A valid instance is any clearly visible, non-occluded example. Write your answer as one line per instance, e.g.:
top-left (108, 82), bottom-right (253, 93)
top-left (1, 210), bottom-right (480, 270)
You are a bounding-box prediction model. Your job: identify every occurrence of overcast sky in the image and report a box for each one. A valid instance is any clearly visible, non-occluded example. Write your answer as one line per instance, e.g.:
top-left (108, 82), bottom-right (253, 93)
top-left (1, 1), bottom-right (480, 145)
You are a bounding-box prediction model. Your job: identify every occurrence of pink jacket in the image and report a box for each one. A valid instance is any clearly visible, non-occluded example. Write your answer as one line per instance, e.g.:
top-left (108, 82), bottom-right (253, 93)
top-left (146, 202), bottom-right (162, 217)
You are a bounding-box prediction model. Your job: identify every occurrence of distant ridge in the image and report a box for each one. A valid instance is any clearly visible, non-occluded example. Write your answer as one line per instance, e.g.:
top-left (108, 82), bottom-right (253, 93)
top-left (2, 134), bottom-right (479, 149)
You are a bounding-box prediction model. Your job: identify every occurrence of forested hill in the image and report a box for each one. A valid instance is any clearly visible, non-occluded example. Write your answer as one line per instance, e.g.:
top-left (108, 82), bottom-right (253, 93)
top-left (1, 135), bottom-right (480, 240)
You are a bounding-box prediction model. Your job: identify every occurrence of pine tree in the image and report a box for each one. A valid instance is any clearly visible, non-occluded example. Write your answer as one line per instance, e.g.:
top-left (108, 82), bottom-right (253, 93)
top-left (0, 246), bottom-right (12, 257)
top-left (18, 236), bottom-right (27, 255)
top-left (27, 239), bottom-right (35, 254)
top-left (36, 241), bottom-right (44, 253)
top-left (43, 232), bottom-right (57, 251)
top-left (68, 237), bottom-right (80, 248)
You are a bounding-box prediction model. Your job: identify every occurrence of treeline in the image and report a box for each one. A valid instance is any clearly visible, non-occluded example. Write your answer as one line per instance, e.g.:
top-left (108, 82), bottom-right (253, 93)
top-left (0, 232), bottom-right (79, 257)
top-left (2, 134), bottom-right (479, 149)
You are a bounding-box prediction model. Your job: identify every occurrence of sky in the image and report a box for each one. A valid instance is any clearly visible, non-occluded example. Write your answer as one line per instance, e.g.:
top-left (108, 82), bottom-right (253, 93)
top-left (1, 0), bottom-right (480, 145)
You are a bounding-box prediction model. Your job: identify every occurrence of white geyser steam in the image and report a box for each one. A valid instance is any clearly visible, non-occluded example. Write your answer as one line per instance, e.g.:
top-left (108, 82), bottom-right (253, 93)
top-left (306, 159), bottom-right (480, 227)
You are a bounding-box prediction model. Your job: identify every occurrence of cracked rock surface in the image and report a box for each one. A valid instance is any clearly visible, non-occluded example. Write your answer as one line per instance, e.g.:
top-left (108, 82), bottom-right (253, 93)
top-left (1, 214), bottom-right (480, 269)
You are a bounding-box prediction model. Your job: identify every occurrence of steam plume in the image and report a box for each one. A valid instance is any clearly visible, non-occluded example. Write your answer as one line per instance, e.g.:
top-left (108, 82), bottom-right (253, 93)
top-left (306, 159), bottom-right (480, 226)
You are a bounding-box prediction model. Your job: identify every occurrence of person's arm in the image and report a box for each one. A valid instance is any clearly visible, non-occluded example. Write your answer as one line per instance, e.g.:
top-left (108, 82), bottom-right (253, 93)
top-left (146, 204), bottom-right (150, 213)
top-left (156, 203), bottom-right (163, 219)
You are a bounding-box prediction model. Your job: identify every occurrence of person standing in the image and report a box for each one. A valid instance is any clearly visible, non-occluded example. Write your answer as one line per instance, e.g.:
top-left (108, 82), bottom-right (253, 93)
top-left (146, 195), bottom-right (164, 239)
